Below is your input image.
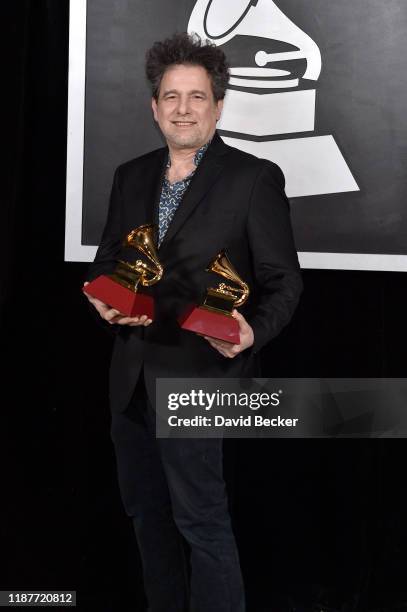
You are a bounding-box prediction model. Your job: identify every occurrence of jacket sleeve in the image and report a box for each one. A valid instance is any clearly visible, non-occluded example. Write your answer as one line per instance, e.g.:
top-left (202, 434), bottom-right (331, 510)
top-left (86, 166), bottom-right (123, 281)
top-left (246, 161), bottom-right (303, 353)
top-left (84, 166), bottom-right (124, 336)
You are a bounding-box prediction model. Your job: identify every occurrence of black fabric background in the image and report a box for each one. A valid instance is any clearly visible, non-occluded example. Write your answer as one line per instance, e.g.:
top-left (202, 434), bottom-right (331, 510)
top-left (2, 2), bottom-right (407, 610)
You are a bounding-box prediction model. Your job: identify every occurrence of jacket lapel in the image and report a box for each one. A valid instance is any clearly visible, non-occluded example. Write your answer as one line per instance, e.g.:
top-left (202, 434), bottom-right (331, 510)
top-left (135, 146), bottom-right (168, 231)
top-left (158, 132), bottom-right (229, 251)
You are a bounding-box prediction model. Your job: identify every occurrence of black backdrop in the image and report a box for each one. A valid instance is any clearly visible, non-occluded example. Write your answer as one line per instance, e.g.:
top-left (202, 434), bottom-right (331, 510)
top-left (2, 3), bottom-right (407, 611)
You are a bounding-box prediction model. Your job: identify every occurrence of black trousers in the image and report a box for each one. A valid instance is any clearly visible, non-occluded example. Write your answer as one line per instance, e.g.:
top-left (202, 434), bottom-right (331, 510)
top-left (110, 375), bottom-right (246, 612)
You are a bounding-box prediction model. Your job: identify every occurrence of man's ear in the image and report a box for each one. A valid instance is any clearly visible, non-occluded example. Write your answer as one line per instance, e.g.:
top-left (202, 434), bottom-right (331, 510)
top-left (152, 97), bottom-right (158, 122)
top-left (216, 99), bottom-right (224, 122)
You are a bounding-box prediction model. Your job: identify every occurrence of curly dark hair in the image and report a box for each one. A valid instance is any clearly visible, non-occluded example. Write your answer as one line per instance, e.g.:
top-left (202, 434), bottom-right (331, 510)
top-left (145, 32), bottom-right (229, 101)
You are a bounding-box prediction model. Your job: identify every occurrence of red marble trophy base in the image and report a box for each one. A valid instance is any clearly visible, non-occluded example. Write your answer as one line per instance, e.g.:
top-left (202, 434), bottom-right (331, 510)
top-left (178, 305), bottom-right (240, 344)
top-left (83, 275), bottom-right (154, 319)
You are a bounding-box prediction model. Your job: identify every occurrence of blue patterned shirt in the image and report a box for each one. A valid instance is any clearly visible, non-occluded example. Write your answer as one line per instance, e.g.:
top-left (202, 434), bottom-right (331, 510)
top-left (158, 141), bottom-right (211, 247)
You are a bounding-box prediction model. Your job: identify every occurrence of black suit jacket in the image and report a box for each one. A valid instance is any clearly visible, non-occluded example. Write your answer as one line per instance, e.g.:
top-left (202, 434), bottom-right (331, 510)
top-left (86, 132), bottom-right (303, 412)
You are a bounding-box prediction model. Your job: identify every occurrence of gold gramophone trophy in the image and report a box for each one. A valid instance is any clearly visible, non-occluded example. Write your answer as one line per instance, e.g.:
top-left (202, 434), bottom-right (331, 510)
top-left (178, 250), bottom-right (249, 344)
top-left (83, 224), bottom-right (163, 319)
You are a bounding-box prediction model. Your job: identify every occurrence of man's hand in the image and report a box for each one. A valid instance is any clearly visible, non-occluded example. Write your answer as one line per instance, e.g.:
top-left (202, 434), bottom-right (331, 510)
top-left (204, 310), bottom-right (254, 358)
top-left (83, 282), bottom-right (152, 326)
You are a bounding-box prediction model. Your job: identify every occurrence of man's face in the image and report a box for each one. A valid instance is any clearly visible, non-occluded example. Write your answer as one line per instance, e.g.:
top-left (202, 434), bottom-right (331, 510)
top-left (151, 64), bottom-right (223, 150)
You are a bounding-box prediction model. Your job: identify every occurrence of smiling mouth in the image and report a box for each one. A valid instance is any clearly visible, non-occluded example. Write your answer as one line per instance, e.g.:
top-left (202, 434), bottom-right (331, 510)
top-left (172, 121), bottom-right (196, 127)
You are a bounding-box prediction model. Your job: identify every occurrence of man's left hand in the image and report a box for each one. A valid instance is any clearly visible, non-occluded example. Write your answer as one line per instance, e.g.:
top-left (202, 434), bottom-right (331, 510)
top-left (204, 310), bottom-right (254, 358)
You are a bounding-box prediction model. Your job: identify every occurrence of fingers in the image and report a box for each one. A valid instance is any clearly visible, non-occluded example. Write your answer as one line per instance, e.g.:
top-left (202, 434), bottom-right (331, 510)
top-left (82, 282), bottom-right (92, 299)
top-left (232, 310), bottom-right (254, 349)
top-left (82, 283), bottom-right (153, 326)
top-left (82, 286), bottom-right (109, 310)
top-left (104, 308), bottom-right (123, 322)
top-left (207, 342), bottom-right (229, 357)
top-left (204, 336), bottom-right (234, 352)
top-left (232, 309), bottom-right (249, 330)
top-left (204, 336), bottom-right (241, 358)
top-left (117, 314), bottom-right (152, 326)
top-left (109, 312), bottom-right (153, 326)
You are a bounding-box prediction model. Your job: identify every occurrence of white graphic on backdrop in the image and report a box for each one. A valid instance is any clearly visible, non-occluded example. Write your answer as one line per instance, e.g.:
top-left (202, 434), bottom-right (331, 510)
top-left (188, 0), bottom-right (359, 198)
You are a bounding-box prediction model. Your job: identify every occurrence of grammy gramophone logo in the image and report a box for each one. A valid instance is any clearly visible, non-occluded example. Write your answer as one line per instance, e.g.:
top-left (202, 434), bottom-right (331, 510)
top-left (188, 0), bottom-right (359, 199)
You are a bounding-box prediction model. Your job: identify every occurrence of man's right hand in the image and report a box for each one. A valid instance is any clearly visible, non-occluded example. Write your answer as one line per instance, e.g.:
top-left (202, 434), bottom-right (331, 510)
top-left (83, 282), bottom-right (152, 326)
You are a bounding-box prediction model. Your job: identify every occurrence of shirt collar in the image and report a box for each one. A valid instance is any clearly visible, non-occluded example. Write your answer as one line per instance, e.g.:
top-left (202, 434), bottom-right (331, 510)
top-left (166, 139), bottom-right (212, 170)
top-left (193, 139), bottom-right (211, 165)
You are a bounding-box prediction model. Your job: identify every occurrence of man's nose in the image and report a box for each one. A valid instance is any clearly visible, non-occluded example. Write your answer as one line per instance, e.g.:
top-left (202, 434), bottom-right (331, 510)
top-left (176, 96), bottom-right (191, 115)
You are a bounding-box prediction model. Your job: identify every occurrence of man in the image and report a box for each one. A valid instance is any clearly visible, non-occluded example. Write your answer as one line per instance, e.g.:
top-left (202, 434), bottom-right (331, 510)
top-left (84, 33), bottom-right (302, 612)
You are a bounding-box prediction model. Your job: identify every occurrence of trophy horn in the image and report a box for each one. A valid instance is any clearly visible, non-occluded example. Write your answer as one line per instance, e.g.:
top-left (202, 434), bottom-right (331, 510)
top-left (206, 250), bottom-right (249, 307)
top-left (124, 224), bottom-right (163, 286)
